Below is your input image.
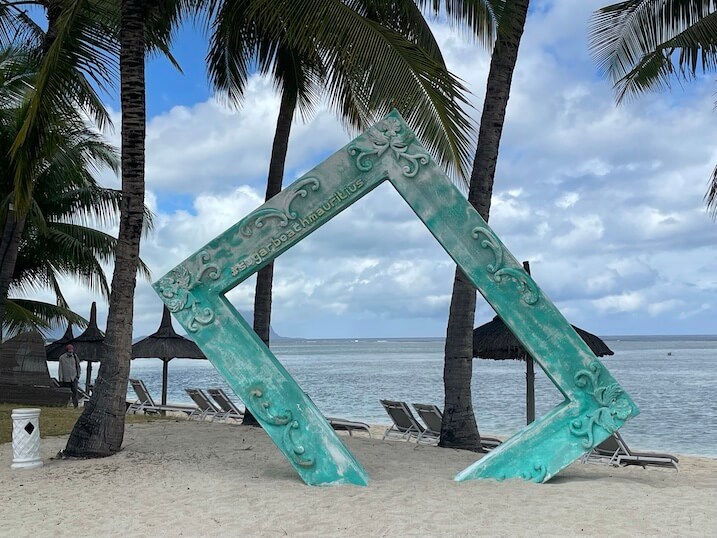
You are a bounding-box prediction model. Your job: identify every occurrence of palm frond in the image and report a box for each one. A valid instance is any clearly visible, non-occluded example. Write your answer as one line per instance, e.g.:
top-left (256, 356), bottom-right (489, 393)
top-left (2, 297), bottom-right (87, 337)
top-left (614, 11), bottom-right (717, 100)
top-left (10, 0), bottom-right (118, 212)
top-left (415, 0), bottom-right (501, 47)
top-left (242, 0), bottom-right (476, 182)
top-left (358, 1), bottom-right (446, 59)
top-left (205, 0), bottom-right (256, 106)
top-left (706, 164), bottom-right (717, 218)
top-left (590, 0), bottom-right (717, 99)
top-left (0, 45), bottom-right (36, 107)
top-left (144, 0), bottom-right (196, 69)
top-left (0, 2), bottom-right (44, 50)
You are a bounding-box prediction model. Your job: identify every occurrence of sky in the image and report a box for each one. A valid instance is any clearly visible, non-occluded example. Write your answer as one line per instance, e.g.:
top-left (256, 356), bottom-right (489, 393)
top-left (36, 0), bottom-right (717, 339)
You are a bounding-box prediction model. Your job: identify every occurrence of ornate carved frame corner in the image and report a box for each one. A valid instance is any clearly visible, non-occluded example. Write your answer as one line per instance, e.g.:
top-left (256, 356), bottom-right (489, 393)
top-left (154, 111), bottom-right (638, 486)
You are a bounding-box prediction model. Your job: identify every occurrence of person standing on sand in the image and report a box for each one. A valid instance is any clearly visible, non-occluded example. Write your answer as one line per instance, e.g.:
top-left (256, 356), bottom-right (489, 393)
top-left (58, 344), bottom-right (81, 408)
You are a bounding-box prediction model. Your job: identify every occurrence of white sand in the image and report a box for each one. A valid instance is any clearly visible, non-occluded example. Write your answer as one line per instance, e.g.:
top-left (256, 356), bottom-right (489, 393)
top-left (1, 420), bottom-right (715, 537)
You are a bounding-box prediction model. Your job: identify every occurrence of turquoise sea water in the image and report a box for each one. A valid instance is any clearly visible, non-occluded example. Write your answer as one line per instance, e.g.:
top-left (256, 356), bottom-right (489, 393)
top-left (50, 336), bottom-right (717, 458)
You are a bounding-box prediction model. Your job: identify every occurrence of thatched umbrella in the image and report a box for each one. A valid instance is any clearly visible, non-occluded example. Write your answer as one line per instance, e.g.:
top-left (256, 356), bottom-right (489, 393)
top-left (131, 305), bottom-right (206, 405)
top-left (473, 315), bottom-right (613, 424)
top-left (44, 323), bottom-right (74, 359)
top-left (46, 302), bottom-right (107, 391)
top-left (472, 262), bottom-right (613, 424)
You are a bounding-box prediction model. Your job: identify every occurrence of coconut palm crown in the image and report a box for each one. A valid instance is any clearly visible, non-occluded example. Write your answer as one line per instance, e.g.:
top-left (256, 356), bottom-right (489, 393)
top-left (0, 45), bottom-right (138, 336)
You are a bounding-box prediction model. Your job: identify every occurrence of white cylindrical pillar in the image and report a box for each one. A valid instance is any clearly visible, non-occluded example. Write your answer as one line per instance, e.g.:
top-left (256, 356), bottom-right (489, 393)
top-left (11, 408), bottom-right (43, 470)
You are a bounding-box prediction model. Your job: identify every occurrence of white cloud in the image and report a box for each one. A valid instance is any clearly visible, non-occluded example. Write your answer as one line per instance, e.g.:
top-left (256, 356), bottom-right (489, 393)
top-left (556, 192), bottom-right (580, 209)
top-left (592, 292), bottom-right (646, 313)
top-left (34, 0), bottom-right (717, 339)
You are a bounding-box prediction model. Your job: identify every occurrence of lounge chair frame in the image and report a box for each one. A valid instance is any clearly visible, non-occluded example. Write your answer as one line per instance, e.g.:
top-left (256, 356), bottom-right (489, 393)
top-left (412, 403), bottom-right (502, 449)
top-left (411, 403), bottom-right (441, 444)
top-left (582, 431), bottom-right (679, 470)
top-left (207, 387), bottom-right (245, 421)
top-left (184, 388), bottom-right (222, 421)
top-left (327, 417), bottom-right (372, 437)
top-left (127, 378), bottom-right (196, 416)
top-left (380, 400), bottom-right (425, 442)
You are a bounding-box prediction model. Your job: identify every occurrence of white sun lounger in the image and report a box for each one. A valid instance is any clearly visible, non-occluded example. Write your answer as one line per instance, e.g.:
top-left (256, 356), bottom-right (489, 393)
top-left (127, 378), bottom-right (196, 416)
top-left (582, 430), bottom-right (679, 470)
top-left (207, 388), bottom-right (245, 420)
top-left (184, 388), bottom-right (223, 421)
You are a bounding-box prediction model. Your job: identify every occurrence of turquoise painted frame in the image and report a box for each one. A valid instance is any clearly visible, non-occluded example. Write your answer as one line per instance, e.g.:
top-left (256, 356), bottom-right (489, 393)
top-left (154, 111), bottom-right (638, 485)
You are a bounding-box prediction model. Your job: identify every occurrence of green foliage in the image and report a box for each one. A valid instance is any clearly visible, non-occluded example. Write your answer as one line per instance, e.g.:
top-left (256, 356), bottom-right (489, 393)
top-left (0, 45), bottom-right (127, 336)
top-left (589, 1), bottom-right (717, 217)
top-left (201, 0), bottom-right (498, 183)
top-left (9, 1), bottom-right (119, 214)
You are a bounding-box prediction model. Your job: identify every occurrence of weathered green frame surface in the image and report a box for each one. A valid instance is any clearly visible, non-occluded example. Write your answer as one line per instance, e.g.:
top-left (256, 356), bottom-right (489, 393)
top-left (154, 111), bottom-right (638, 485)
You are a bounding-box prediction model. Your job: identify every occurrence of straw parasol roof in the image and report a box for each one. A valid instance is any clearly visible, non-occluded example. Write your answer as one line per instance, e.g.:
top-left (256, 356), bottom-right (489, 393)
top-left (131, 305), bottom-right (206, 405)
top-left (473, 315), bottom-right (613, 425)
top-left (45, 302), bottom-right (107, 391)
top-left (472, 315), bottom-right (613, 360)
top-left (44, 323), bottom-right (75, 360)
top-left (472, 260), bottom-right (613, 425)
top-left (45, 302), bottom-right (107, 362)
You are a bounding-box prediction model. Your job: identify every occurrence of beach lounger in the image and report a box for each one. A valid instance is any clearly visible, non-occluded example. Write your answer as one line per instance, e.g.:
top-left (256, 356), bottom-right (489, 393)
top-left (326, 417), bottom-right (372, 437)
top-left (184, 388), bottom-right (222, 421)
top-left (412, 403), bottom-right (502, 449)
top-left (380, 399), bottom-right (425, 442)
top-left (582, 431), bottom-right (679, 470)
top-left (127, 378), bottom-right (196, 416)
top-left (298, 390), bottom-right (371, 436)
top-left (207, 388), bottom-right (245, 421)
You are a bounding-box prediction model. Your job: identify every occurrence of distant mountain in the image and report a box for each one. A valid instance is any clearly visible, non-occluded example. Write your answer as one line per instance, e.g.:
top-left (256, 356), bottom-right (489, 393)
top-left (238, 310), bottom-right (289, 341)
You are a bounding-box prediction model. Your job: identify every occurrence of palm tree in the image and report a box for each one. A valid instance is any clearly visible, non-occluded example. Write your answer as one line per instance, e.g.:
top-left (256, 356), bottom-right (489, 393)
top-left (0, 45), bottom-right (123, 337)
top-left (64, 0), bottom-right (146, 456)
top-left (64, 0), bottom-right (187, 457)
top-left (589, 0), bottom-right (717, 217)
top-left (0, 0), bottom-right (118, 327)
top-left (203, 0), bottom-right (482, 424)
top-left (1, 122), bottom-right (127, 334)
top-left (1, 1), bottom-right (175, 456)
top-left (2, 122), bottom-right (152, 336)
top-left (439, 0), bottom-right (531, 451)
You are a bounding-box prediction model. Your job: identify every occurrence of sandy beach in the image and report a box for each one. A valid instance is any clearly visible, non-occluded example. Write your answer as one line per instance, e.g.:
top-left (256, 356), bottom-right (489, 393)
top-left (1, 420), bottom-right (715, 537)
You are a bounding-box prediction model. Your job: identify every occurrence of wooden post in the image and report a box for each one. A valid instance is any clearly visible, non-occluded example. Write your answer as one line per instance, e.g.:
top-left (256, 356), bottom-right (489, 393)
top-left (526, 352), bottom-right (535, 424)
top-left (161, 359), bottom-right (169, 406)
top-left (523, 261), bottom-right (536, 424)
top-left (85, 362), bottom-right (92, 393)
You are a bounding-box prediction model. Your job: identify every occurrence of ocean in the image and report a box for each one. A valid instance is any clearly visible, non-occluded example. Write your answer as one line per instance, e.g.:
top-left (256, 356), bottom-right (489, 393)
top-left (48, 335), bottom-right (717, 458)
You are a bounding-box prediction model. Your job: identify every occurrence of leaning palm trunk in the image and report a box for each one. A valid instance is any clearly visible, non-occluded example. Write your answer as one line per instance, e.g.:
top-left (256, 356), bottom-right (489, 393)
top-left (64, 0), bottom-right (146, 456)
top-left (244, 90), bottom-right (297, 427)
top-left (0, 209), bottom-right (26, 330)
top-left (440, 0), bottom-right (530, 450)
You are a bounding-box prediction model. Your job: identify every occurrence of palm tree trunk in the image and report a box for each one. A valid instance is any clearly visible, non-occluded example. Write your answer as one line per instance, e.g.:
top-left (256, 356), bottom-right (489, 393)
top-left (440, 267), bottom-right (482, 449)
top-left (64, 0), bottom-right (146, 456)
top-left (243, 90), bottom-right (296, 427)
top-left (440, 0), bottom-right (530, 450)
top-left (0, 207), bottom-right (26, 331)
top-left (42, 0), bottom-right (63, 54)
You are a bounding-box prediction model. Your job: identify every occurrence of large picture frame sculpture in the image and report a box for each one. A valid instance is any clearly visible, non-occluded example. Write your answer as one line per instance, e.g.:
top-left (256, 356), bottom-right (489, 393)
top-left (155, 111), bottom-right (638, 486)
